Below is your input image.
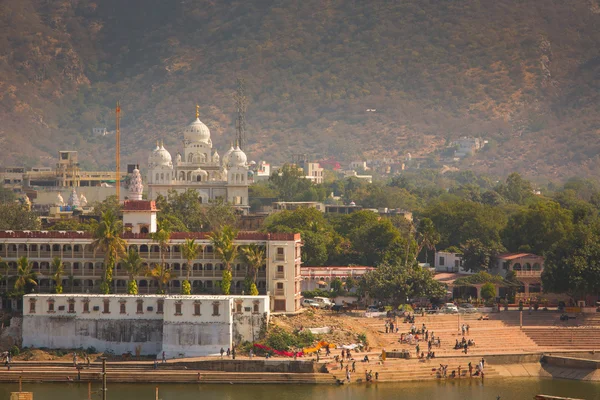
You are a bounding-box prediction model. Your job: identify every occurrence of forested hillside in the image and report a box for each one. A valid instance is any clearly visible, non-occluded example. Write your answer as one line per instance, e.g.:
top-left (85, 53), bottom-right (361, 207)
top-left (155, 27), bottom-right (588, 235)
top-left (1, 0), bottom-right (600, 179)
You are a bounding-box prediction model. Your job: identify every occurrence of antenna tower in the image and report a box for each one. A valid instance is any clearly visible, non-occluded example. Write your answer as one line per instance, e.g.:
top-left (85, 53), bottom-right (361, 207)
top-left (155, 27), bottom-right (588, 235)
top-left (234, 78), bottom-right (247, 150)
top-left (115, 101), bottom-right (121, 201)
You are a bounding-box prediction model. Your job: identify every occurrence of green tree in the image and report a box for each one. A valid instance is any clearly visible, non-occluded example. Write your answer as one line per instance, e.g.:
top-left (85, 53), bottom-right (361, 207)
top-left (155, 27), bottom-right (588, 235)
top-left (51, 257), bottom-right (64, 294)
top-left (269, 164), bottom-right (313, 201)
top-left (204, 198), bottom-right (240, 232)
top-left (121, 248), bottom-right (144, 295)
top-left (460, 239), bottom-right (505, 273)
top-left (480, 282), bottom-right (496, 301)
top-left (181, 238), bottom-right (202, 295)
top-left (0, 202), bottom-right (41, 230)
top-left (150, 225), bottom-right (171, 292)
top-left (415, 217), bottom-right (440, 264)
top-left (241, 244), bottom-right (265, 295)
top-left (502, 200), bottom-right (573, 255)
top-left (146, 263), bottom-right (172, 294)
top-left (360, 263), bottom-right (445, 306)
top-left (91, 210), bottom-right (127, 294)
top-left (209, 225), bottom-right (239, 295)
top-left (14, 257), bottom-right (36, 294)
top-left (91, 195), bottom-right (122, 217)
top-left (496, 173), bottom-right (534, 204)
top-left (542, 223), bottom-right (600, 300)
top-left (330, 277), bottom-right (343, 293)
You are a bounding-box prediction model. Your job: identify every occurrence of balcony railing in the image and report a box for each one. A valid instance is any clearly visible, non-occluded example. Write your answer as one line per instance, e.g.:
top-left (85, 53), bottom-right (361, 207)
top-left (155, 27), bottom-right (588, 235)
top-left (514, 270), bottom-right (543, 277)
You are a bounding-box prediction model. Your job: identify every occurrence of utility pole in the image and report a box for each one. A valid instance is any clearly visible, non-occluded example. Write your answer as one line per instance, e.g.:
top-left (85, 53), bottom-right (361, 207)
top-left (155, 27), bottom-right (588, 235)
top-left (115, 101), bottom-right (121, 201)
top-left (101, 357), bottom-right (107, 400)
top-left (234, 78), bottom-right (247, 150)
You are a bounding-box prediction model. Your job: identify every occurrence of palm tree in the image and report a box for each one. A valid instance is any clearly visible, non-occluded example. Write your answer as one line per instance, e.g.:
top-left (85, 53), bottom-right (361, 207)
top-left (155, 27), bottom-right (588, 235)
top-left (181, 238), bottom-right (202, 295)
top-left (122, 248), bottom-right (144, 294)
top-left (51, 257), bottom-right (64, 294)
top-left (208, 225), bottom-right (238, 295)
top-left (241, 244), bottom-right (265, 295)
top-left (0, 258), bottom-right (8, 292)
top-left (14, 256), bottom-right (36, 293)
top-left (91, 210), bottom-right (127, 294)
top-left (146, 263), bottom-right (171, 294)
top-left (150, 225), bottom-right (171, 292)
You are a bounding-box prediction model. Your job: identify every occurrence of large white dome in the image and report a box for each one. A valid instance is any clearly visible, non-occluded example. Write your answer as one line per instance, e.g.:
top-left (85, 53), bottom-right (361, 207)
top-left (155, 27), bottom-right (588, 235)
top-left (229, 145), bottom-right (247, 167)
top-left (184, 118), bottom-right (211, 143)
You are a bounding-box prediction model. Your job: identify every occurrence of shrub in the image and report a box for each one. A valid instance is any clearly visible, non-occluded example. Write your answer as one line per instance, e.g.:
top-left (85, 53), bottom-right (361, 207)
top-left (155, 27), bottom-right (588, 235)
top-left (301, 289), bottom-right (332, 299)
top-left (127, 280), bottom-right (138, 295)
top-left (181, 280), bottom-right (191, 295)
top-left (9, 345), bottom-right (19, 356)
top-left (265, 327), bottom-right (297, 351)
top-left (86, 346), bottom-right (97, 354)
top-left (249, 283), bottom-right (259, 296)
top-left (480, 282), bottom-right (496, 301)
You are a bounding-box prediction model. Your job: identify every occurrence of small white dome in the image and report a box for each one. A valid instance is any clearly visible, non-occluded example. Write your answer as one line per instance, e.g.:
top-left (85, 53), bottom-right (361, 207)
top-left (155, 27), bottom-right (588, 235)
top-left (222, 145), bottom-right (235, 166)
top-left (155, 144), bottom-right (173, 167)
top-left (184, 118), bottom-right (211, 143)
top-left (148, 142), bottom-right (161, 167)
top-left (229, 145), bottom-right (247, 167)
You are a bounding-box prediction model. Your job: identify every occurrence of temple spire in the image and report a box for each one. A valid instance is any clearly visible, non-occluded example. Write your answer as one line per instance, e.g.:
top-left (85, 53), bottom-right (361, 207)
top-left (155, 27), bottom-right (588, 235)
top-left (196, 104), bottom-right (200, 119)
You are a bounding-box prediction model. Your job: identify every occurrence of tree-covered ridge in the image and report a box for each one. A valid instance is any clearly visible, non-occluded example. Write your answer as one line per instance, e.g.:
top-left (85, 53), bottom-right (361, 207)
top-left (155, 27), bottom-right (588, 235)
top-left (2, 0), bottom-right (600, 179)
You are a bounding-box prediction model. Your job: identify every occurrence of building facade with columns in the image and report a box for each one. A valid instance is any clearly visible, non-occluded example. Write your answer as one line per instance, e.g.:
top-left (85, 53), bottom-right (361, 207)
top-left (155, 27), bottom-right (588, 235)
top-left (146, 108), bottom-right (249, 213)
top-left (0, 167), bottom-right (302, 313)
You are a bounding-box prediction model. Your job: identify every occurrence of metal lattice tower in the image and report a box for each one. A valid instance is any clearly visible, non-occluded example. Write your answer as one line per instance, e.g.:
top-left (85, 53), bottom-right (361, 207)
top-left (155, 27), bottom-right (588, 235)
top-left (234, 78), bottom-right (247, 150)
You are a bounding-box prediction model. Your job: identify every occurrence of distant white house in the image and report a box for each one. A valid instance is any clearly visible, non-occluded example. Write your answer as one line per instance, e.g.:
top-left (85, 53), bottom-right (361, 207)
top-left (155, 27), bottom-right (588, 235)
top-left (451, 137), bottom-right (486, 158)
top-left (435, 251), bottom-right (474, 275)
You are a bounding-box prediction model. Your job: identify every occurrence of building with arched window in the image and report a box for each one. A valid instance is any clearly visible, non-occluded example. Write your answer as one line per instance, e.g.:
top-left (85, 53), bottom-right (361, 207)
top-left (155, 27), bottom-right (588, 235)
top-left (146, 108), bottom-right (249, 213)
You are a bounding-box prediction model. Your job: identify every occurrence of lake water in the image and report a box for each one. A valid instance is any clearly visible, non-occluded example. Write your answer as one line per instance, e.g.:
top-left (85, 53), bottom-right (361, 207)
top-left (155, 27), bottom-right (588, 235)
top-left (1, 378), bottom-right (599, 400)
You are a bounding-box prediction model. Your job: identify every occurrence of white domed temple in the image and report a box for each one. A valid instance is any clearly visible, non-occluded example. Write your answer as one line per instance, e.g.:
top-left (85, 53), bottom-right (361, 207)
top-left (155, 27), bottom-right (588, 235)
top-left (146, 106), bottom-right (249, 213)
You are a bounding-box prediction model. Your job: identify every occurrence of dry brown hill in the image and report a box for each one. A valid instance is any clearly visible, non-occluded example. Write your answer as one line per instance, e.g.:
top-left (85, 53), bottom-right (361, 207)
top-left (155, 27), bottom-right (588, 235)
top-left (1, 0), bottom-right (600, 180)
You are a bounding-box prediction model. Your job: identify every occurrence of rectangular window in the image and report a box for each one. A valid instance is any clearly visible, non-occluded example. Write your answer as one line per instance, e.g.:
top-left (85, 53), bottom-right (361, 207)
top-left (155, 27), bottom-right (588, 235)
top-left (103, 301), bottom-right (110, 314)
top-left (48, 301), bottom-right (55, 313)
top-left (68, 301), bottom-right (75, 313)
top-left (83, 301), bottom-right (90, 313)
top-left (253, 303), bottom-right (259, 313)
top-left (439, 257), bottom-right (445, 266)
top-left (194, 302), bottom-right (201, 316)
top-left (29, 300), bottom-right (36, 314)
top-left (277, 282), bottom-right (284, 289)
top-left (157, 300), bottom-right (164, 314)
top-left (276, 247), bottom-right (285, 261)
top-left (212, 303), bottom-right (220, 316)
top-left (235, 302), bottom-right (242, 313)
top-left (276, 265), bottom-right (284, 278)
top-left (175, 302), bottom-right (182, 316)
top-left (137, 301), bottom-right (143, 314)
top-left (120, 303), bottom-right (126, 314)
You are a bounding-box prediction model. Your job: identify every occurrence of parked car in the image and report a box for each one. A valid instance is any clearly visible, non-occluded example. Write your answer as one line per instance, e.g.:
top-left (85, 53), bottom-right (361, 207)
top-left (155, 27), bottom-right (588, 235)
top-left (367, 305), bottom-right (380, 313)
top-left (313, 296), bottom-right (335, 309)
top-left (440, 303), bottom-right (459, 314)
top-left (459, 304), bottom-right (478, 313)
top-left (302, 299), bottom-right (321, 308)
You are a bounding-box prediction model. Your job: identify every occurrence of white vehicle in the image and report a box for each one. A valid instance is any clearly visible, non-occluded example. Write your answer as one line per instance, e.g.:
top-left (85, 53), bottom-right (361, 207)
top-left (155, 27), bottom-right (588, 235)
top-left (302, 299), bottom-right (321, 308)
top-left (441, 303), bottom-right (459, 314)
top-left (313, 297), bottom-right (334, 309)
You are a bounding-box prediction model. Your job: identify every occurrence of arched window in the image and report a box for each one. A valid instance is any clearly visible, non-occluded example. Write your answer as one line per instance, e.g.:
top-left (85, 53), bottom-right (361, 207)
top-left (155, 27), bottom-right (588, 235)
top-left (525, 263), bottom-right (532, 272)
top-left (513, 263), bottom-right (522, 271)
top-left (160, 173), bottom-right (164, 181)
top-left (179, 171), bottom-right (185, 181)
top-left (533, 263), bottom-right (542, 271)
top-left (155, 173), bottom-right (159, 182)
top-left (140, 245), bottom-right (149, 252)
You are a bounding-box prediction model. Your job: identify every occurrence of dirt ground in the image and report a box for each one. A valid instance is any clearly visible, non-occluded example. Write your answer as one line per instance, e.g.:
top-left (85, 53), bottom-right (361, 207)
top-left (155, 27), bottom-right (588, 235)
top-left (270, 309), bottom-right (384, 350)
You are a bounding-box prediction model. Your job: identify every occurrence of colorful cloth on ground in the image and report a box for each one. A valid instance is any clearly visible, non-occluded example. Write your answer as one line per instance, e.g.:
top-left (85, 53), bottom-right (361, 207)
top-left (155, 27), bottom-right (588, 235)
top-left (253, 343), bottom-right (303, 357)
top-left (303, 340), bottom-right (336, 354)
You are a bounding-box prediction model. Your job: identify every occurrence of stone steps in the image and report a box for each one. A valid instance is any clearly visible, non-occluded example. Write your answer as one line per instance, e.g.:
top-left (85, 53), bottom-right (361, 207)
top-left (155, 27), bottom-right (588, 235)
top-left (0, 369), bottom-right (336, 384)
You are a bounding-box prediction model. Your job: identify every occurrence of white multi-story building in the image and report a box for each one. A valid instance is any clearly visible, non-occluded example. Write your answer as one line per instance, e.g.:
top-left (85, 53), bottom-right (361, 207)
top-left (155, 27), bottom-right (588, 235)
top-left (302, 162), bottom-right (324, 184)
top-left (0, 170), bottom-right (302, 313)
top-left (23, 294), bottom-right (268, 358)
top-left (146, 107), bottom-right (249, 213)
